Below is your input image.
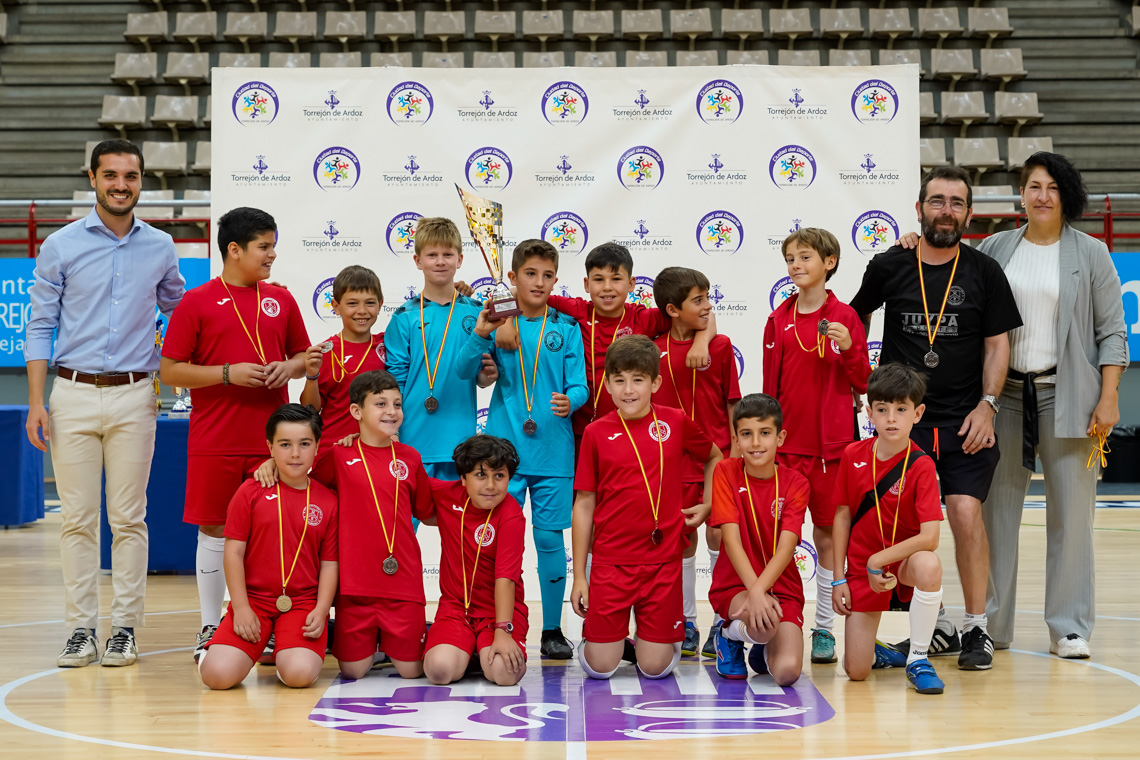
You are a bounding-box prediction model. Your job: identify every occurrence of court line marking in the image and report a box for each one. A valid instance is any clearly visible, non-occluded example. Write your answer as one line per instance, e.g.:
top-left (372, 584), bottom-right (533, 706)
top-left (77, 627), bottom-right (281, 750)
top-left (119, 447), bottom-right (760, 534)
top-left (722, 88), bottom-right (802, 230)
top-left (0, 610), bottom-right (198, 631)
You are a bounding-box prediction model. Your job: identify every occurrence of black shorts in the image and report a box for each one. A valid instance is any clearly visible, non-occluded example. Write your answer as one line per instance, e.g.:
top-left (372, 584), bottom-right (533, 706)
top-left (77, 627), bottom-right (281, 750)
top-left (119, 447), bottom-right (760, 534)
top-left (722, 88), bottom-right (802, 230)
top-left (910, 425), bottom-right (1001, 502)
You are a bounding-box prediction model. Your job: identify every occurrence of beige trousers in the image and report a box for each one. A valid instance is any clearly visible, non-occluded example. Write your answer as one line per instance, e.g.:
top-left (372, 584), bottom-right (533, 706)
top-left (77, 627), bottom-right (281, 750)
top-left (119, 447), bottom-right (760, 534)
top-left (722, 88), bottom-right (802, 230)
top-left (48, 376), bottom-right (156, 631)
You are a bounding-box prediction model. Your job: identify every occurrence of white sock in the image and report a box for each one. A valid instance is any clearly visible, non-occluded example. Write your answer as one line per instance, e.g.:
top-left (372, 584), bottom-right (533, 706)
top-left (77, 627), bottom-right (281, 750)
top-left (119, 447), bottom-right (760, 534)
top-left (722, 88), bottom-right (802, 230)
top-left (936, 605), bottom-right (954, 633)
top-left (963, 612), bottom-right (988, 635)
top-left (682, 556), bottom-right (697, 624)
top-left (585, 552), bottom-right (592, 583)
top-left (577, 640), bottom-right (618, 680)
top-left (196, 532), bottom-right (226, 629)
top-left (815, 567), bottom-right (835, 631)
top-left (907, 587), bottom-right (944, 665)
top-left (723, 619), bottom-right (761, 646)
top-left (638, 643), bottom-right (682, 679)
top-left (707, 550), bottom-right (722, 624)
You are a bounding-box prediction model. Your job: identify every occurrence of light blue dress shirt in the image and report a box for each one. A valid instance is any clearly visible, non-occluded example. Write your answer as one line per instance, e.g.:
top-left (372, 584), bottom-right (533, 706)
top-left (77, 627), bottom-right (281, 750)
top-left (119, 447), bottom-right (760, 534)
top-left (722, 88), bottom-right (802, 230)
top-left (24, 206), bottom-right (184, 373)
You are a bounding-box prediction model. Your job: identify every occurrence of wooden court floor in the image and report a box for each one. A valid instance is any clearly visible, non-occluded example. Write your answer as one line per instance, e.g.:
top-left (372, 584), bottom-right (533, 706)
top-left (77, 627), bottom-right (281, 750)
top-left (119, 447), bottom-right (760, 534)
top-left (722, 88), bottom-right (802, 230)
top-left (1, 507), bottom-right (1138, 759)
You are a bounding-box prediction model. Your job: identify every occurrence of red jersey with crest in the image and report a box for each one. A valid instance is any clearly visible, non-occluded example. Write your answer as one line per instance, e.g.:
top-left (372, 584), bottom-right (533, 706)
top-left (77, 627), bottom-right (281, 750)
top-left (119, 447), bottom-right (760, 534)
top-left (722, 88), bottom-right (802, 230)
top-left (311, 440), bottom-right (433, 601)
top-left (224, 478), bottom-right (339, 607)
top-left (428, 479), bottom-right (528, 621)
top-left (575, 405), bottom-right (713, 565)
top-left (315, 332), bottom-right (386, 444)
top-left (162, 277), bottom-right (310, 455)
top-left (708, 458), bottom-right (809, 604)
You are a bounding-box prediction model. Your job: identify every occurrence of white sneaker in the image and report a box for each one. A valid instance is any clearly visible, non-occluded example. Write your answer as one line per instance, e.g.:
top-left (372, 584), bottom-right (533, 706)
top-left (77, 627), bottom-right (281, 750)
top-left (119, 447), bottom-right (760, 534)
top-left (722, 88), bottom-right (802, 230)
top-left (194, 625), bottom-right (218, 663)
top-left (1050, 633), bottom-right (1090, 659)
top-left (101, 628), bottom-right (138, 667)
top-left (57, 628), bottom-right (98, 668)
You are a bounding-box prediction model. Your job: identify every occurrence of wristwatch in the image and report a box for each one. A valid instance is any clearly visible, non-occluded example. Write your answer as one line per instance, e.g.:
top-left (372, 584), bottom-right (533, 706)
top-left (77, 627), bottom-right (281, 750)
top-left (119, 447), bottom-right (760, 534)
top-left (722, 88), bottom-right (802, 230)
top-left (493, 621), bottom-right (514, 633)
top-left (982, 394), bottom-right (1000, 413)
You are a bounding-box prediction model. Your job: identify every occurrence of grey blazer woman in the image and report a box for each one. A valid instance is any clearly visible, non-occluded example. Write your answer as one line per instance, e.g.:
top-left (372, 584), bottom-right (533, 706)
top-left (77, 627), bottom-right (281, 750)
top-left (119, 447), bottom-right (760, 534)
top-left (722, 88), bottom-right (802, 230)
top-left (975, 224), bottom-right (1127, 649)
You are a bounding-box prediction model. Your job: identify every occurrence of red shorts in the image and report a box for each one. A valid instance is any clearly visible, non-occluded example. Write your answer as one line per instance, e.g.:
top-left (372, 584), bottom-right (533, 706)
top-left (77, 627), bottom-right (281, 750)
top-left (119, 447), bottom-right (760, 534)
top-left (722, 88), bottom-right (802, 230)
top-left (183, 454), bottom-right (266, 526)
top-left (682, 481), bottom-right (704, 536)
top-left (332, 595), bottom-right (427, 663)
top-left (207, 598), bottom-right (327, 660)
top-left (708, 586), bottom-right (805, 629)
top-left (778, 453), bottom-right (840, 527)
top-left (846, 561), bottom-right (915, 613)
top-left (584, 562), bottom-right (684, 645)
top-left (425, 599), bottom-right (528, 660)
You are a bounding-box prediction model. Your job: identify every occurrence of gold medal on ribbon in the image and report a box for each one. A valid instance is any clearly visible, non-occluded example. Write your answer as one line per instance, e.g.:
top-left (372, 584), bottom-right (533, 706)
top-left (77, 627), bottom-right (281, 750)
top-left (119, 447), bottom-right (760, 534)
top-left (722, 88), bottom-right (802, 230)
top-left (276, 480), bottom-right (311, 614)
top-left (455, 185), bottom-right (521, 319)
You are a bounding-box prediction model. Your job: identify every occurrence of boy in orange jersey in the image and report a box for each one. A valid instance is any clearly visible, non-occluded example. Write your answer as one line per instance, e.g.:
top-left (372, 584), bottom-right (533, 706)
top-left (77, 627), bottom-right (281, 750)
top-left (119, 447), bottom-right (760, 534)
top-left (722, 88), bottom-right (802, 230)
top-left (199, 404), bottom-right (338, 690)
top-left (708, 394), bottom-right (808, 684)
top-left (571, 335), bottom-right (722, 680)
top-left (762, 227), bottom-right (871, 665)
top-left (651, 266), bottom-right (742, 657)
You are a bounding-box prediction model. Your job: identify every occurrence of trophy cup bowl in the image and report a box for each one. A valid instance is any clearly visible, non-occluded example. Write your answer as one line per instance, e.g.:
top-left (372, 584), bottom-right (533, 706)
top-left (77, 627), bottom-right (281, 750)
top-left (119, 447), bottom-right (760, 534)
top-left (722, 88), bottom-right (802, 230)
top-left (455, 184), bottom-right (521, 319)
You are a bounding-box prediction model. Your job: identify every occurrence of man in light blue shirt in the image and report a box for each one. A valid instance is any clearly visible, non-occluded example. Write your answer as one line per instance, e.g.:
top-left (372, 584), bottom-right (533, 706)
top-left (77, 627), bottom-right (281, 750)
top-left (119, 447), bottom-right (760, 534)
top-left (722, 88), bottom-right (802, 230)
top-left (24, 139), bottom-right (184, 669)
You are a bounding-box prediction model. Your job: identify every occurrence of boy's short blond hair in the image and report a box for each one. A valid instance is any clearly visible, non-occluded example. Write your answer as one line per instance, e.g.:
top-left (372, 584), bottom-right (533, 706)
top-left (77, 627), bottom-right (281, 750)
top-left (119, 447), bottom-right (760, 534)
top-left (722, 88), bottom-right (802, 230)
top-left (414, 216), bottom-right (462, 257)
top-left (781, 227), bottom-right (841, 281)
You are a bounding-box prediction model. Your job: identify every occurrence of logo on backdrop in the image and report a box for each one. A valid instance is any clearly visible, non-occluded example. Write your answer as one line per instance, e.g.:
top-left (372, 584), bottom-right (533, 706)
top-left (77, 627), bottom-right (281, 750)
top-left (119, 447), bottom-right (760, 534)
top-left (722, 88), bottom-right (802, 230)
top-left (230, 154), bottom-right (292, 188)
top-left (769, 145), bottom-right (817, 189)
top-left (533, 154), bottom-right (598, 189)
top-left (303, 219), bottom-right (361, 252)
top-left (769, 276), bottom-right (798, 310)
top-left (313, 147), bottom-right (361, 191)
top-left (387, 81), bottom-right (434, 125)
top-left (868, 340), bottom-right (882, 369)
top-left (696, 211), bottom-right (744, 255)
top-left (541, 81), bottom-right (589, 125)
top-left (541, 212), bottom-right (589, 255)
top-left (708, 284), bottom-right (749, 318)
top-left (696, 80), bottom-right (743, 124)
top-left (732, 344), bottom-right (745, 380)
top-left (686, 152), bottom-right (748, 187)
top-left (465, 147), bottom-right (514, 191)
top-left (627, 276), bottom-right (654, 308)
top-left (382, 154), bottom-right (443, 189)
top-left (851, 79), bottom-right (899, 124)
top-left (767, 87), bottom-right (828, 120)
top-left (839, 152), bottom-right (901, 186)
top-left (767, 218), bottom-right (806, 252)
top-left (232, 81), bottom-right (279, 125)
top-left (457, 89), bottom-right (519, 123)
top-left (795, 540), bottom-right (818, 582)
top-left (469, 277), bottom-right (499, 306)
top-left (476, 407), bottom-right (489, 435)
top-left (303, 89), bottom-right (363, 122)
top-left (617, 146), bottom-right (665, 191)
top-left (852, 210), bottom-right (900, 255)
top-left (386, 212), bottom-right (423, 256)
top-left (312, 278), bottom-right (337, 321)
top-left (613, 88), bottom-right (674, 121)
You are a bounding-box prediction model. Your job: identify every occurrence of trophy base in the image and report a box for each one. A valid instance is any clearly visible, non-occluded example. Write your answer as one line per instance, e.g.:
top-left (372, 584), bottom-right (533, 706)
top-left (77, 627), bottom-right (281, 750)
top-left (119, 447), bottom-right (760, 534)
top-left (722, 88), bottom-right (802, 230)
top-left (488, 295), bottom-right (522, 319)
top-left (168, 410), bottom-right (191, 420)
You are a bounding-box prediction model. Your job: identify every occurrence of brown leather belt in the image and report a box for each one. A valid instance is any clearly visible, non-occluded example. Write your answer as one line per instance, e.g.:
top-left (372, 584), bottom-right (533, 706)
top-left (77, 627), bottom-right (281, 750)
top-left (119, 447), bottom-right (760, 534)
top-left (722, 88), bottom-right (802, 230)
top-left (58, 367), bottom-right (150, 387)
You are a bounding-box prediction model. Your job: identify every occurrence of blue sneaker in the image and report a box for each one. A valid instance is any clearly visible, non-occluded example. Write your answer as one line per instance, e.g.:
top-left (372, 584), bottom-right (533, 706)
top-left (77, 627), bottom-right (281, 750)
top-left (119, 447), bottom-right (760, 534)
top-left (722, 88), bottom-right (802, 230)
top-left (905, 658), bottom-right (945, 694)
top-left (701, 621), bottom-right (721, 658)
top-left (714, 629), bottom-right (747, 679)
top-left (681, 622), bottom-right (700, 656)
top-left (747, 642), bottom-right (769, 675)
top-left (873, 639), bottom-right (907, 669)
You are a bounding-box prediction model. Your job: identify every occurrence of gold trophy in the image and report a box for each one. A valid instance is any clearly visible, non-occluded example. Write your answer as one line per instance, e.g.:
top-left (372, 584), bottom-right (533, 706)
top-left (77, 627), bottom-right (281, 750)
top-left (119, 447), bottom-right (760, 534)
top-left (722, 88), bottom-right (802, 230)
top-left (455, 184), bottom-right (521, 319)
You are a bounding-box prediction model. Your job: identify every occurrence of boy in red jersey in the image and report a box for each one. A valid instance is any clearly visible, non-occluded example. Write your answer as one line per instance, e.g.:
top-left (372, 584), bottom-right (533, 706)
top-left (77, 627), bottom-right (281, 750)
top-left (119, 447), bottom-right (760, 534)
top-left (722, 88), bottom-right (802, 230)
top-left (832, 363), bottom-right (946, 695)
top-left (651, 266), bottom-right (742, 657)
top-left (762, 227), bottom-right (871, 665)
top-left (571, 335), bottom-right (722, 680)
top-left (422, 435), bottom-right (529, 687)
top-left (161, 207), bottom-right (316, 661)
top-left (708, 394), bottom-right (808, 684)
top-left (199, 404), bottom-right (338, 690)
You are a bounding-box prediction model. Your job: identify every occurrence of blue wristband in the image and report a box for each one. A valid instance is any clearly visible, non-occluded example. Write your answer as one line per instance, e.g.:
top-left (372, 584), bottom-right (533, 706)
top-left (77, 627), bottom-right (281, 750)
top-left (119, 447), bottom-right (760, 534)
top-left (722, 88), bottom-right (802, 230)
top-left (830, 578), bottom-right (848, 587)
top-left (867, 567), bottom-right (883, 575)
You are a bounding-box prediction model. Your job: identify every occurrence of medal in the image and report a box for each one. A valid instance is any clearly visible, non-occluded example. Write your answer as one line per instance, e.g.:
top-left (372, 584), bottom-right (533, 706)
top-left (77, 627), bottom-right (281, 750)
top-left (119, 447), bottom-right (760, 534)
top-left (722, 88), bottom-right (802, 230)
top-left (882, 573), bottom-right (898, 591)
top-left (617, 408), bottom-right (666, 551)
top-left (665, 333), bottom-right (696, 419)
top-left (382, 555), bottom-right (399, 575)
top-left (924, 350), bottom-right (939, 368)
top-left (743, 463), bottom-right (781, 566)
top-left (219, 278), bottom-right (269, 364)
top-left (424, 396), bottom-right (439, 413)
top-left (650, 528), bottom-right (663, 545)
top-left (523, 418), bottom-right (538, 435)
top-left (358, 440), bottom-right (403, 580)
top-left (319, 341), bottom-right (334, 353)
top-left (420, 290), bottom-right (457, 414)
top-left (460, 497), bottom-right (496, 615)
top-left (870, 440), bottom-right (911, 588)
top-left (276, 595), bottom-right (292, 613)
top-left (516, 308), bottom-right (549, 438)
top-left (331, 333), bottom-right (375, 382)
top-left (791, 293), bottom-right (829, 358)
top-left (275, 479), bottom-right (311, 614)
top-left (589, 307), bottom-right (626, 418)
top-left (916, 240), bottom-right (960, 373)
top-left (817, 318), bottom-right (830, 336)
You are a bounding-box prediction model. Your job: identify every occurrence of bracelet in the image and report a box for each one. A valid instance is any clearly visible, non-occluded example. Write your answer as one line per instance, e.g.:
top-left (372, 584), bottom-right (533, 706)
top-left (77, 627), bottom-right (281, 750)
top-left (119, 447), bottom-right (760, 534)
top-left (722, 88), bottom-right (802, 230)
top-left (830, 578), bottom-right (848, 587)
top-left (305, 372), bottom-right (320, 381)
top-left (867, 567), bottom-right (883, 575)
top-left (222, 363), bottom-right (230, 386)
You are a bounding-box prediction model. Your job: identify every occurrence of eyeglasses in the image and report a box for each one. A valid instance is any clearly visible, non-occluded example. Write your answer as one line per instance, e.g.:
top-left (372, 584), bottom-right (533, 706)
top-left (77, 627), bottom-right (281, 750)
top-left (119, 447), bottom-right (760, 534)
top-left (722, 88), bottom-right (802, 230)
top-left (924, 198), bottom-right (969, 212)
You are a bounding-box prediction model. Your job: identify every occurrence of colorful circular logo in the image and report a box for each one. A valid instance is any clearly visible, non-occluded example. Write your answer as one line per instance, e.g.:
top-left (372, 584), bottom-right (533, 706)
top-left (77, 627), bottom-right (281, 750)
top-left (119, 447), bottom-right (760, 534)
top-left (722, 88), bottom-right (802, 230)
top-left (541, 212), bottom-right (589, 255)
top-left (628, 276), bottom-right (654, 308)
top-left (387, 81), bottom-right (434, 125)
top-left (851, 79), bottom-right (899, 124)
top-left (465, 147), bottom-right (513, 191)
top-left (617, 146), bottom-right (665, 190)
top-left (476, 407), bottom-right (489, 435)
top-left (232, 81), bottom-right (279, 125)
top-left (541, 81), bottom-right (589, 125)
top-left (769, 276), bottom-right (798, 310)
top-left (732, 344), bottom-right (745, 380)
top-left (313, 147), bottom-right (361, 191)
top-left (851, 210), bottom-right (900, 255)
top-left (386, 212), bottom-right (423, 256)
top-left (769, 145), bottom-right (817, 189)
top-left (868, 340), bottom-right (882, 370)
top-left (696, 80), bottom-right (743, 124)
top-left (469, 276), bottom-right (498, 305)
top-left (696, 211), bottom-right (744, 255)
top-left (795, 539), bottom-right (818, 583)
top-left (312, 277), bottom-right (337, 321)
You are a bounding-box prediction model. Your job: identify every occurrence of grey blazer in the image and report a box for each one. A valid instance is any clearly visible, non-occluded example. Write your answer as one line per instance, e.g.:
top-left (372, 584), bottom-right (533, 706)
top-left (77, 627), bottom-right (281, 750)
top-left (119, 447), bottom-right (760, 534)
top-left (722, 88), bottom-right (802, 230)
top-left (975, 225), bottom-right (1128, 438)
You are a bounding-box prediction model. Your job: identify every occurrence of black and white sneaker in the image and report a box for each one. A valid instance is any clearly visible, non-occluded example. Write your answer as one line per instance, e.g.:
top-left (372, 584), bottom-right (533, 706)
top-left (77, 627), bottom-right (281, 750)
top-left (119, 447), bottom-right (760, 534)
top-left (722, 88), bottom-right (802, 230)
top-left (101, 628), bottom-right (138, 667)
top-left (194, 625), bottom-right (218, 663)
top-left (258, 634), bottom-right (275, 665)
top-left (540, 628), bottom-right (574, 659)
top-left (892, 621), bottom-right (961, 659)
top-left (958, 626), bottom-right (994, 670)
top-left (1050, 633), bottom-right (1090, 659)
top-left (57, 628), bottom-right (98, 668)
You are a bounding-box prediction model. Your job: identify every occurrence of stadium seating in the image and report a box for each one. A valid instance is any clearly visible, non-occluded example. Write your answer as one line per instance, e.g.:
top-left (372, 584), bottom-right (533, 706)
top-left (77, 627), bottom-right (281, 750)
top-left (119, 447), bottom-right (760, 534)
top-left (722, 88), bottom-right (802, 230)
top-left (572, 10), bottom-right (614, 48)
top-left (324, 11), bottom-right (365, 51)
top-left (968, 7), bottom-right (1013, 45)
top-left (917, 8), bottom-right (963, 46)
top-left (626, 50), bottom-right (668, 68)
top-left (777, 49), bottom-right (821, 67)
top-left (941, 91), bottom-right (990, 136)
top-left (621, 9), bottom-right (664, 49)
top-left (111, 52), bottom-right (157, 96)
top-left (218, 52), bottom-right (260, 68)
top-left (726, 50), bottom-right (769, 65)
top-left (980, 48), bottom-right (1028, 87)
top-left (142, 141), bottom-right (188, 188)
top-left (994, 92), bottom-right (1043, 135)
top-left (98, 96), bottom-right (146, 138)
top-left (172, 11), bottom-right (217, 52)
top-left (522, 51), bottom-right (564, 68)
top-left (574, 51), bottom-right (616, 68)
top-left (123, 12), bottom-right (167, 52)
top-left (677, 50), bottom-right (718, 67)
top-left (522, 11), bottom-right (563, 47)
top-left (1008, 136), bottom-right (1055, 169)
top-left (920, 92), bottom-right (938, 124)
top-left (954, 137), bottom-right (1004, 177)
top-left (830, 49), bottom-right (872, 67)
top-left (268, 52), bottom-right (310, 68)
top-left (930, 48), bottom-right (977, 89)
top-left (474, 11), bottom-right (516, 50)
top-left (138, 189), bottom-right (174, 219)
top-left (473, 51), bottom-right (514, 68)
top-left (190, 142), bottom-right (210, 175)
top-left (868, 9), bottom-right (913, 48)
top-left (820, 8), bottom-right (863, 48)
top-left (274, 11), bottom-right (316, 52)
top-left (671, 8), bottom-right (713, 48)
top-left (151, 95), bottom-right (199, 141)
top-left (164, 53), bottom-right (210, 95)
top-left (721, 9), bottom-right (763, 47)
top-left (920, 138), bottom-right (949, 170)
top-left (223, 12), bottom-right (268, 53)
top-left (770, 9), bottom-right (813, 48)
top-left (375, 11), bottom-right (415, 51)
top-left (371, 52), bottom-right (412, 68)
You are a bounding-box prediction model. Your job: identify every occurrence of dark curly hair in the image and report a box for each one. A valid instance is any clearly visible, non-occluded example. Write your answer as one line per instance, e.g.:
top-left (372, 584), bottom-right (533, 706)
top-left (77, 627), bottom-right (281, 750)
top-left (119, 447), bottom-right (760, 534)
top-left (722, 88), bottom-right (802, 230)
top-left (1020, 152), bottom-right (1087, 223)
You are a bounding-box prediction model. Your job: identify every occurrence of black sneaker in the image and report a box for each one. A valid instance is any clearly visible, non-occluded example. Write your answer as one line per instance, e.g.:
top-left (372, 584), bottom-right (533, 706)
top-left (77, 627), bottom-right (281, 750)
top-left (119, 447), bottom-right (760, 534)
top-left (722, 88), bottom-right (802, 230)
top-left (701, 622), bottom-right (721, 658)
top-left (958, 626), bottom-right (994, 671)
top-left (194, 625), bottom-right (217, 663)
top-left (101, 628), bottom-right (138, 667)
top-left (57, 628), bottom-right (98, 668)
top-left (540, 627), bottom-right (574, 659)
top-left (892, 622), bottom-right (961, 659)
top-left (621, 638), bottom-right (637, 664)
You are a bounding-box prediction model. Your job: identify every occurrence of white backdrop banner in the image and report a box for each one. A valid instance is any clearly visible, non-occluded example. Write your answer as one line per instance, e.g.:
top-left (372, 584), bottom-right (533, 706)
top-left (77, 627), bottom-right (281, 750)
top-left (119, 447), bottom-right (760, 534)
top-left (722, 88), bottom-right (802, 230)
top-left (212, 65), bottom-right (917, 614)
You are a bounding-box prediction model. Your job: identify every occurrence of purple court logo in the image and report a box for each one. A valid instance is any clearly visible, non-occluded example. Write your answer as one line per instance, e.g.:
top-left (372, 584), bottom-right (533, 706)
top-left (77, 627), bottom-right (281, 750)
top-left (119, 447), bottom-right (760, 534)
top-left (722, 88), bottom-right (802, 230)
top-left (769, 276), bottom-right (798, 310)
top-left (618, 146), bottom-right (665, 190)
top-left (541, 81), bottom-right (589, 125)
top-left (465, 147), bottom-right (513, 191)
top-left (852, 210), bottom-right (900, 254)
top-left (696, 211), bottom-right (744, 255)
top-left (312, 277), bottom-right (337, 321)
top-left (541, 211), bottom-right (589, 255)
top-left (696, 80), bottom-right (743, 124)
top-left (387, 81), bottom-right (434, 125)
top-left (795, 540), bottom-right (818, 583)
top-left (732, 344), bottom-right (745, 380)
top-left (386, 212), bottom-right (423, 256)
top-left (310, 665), bottom-right (834, 741)
top-left (868, 340), bottom-right (882, 370)
top-left (769, 145), bottom-right (817, 189)
top-left (851, 79), bottom-right (899, 124)
top-left (628, 276), bottom-right (654, 308)
top-left (232, 81), bottom-right (279, 125)
top-left (313, 147), bottom-right (361, 191)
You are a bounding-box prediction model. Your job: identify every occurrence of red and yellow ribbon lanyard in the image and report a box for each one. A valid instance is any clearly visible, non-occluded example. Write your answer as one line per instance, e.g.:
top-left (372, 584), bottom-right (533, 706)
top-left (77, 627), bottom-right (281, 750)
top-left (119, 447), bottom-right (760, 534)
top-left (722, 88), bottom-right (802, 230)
top-left (274, 479), bottom-right (311, 613)
top-left (1088, 425), bottom-right (1110, 470)
top-left (666, 333), bottom-right (696, 419)
top-left (791, 293), bottom-right (829, 358)
top-left (357, 441), bottom-right (401, 574)
top-left (871, 440), bottom-right (911, 550)
top-left (516, 308), bottom-right (549, 434)
top-left (331, 332), bottom-right (375, 383)
top-left (459, 497), bottom-right (496, 618)
top-left (419, 290), bottom-right (457, 411)
top-left (743, 464), bottom-right (780, 568)
top-left (219, 277), bottom-right (268, 364)
top-left (617, 407), bottom-right (666, 545)
top-left (916, 240), bottom-right (961, 368)
top-left (589, 306), bottom-right (626, 419)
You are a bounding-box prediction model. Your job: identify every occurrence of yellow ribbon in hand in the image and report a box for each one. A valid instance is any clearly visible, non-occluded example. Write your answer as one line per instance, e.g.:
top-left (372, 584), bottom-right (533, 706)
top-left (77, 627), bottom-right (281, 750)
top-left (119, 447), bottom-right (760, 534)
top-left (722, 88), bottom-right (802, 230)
top-left (1087, 425), bottom-right (1110, 470)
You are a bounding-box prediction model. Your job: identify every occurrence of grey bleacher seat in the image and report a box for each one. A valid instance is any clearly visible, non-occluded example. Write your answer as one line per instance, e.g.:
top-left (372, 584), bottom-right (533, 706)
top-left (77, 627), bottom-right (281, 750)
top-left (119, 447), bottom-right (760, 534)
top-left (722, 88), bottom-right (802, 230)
top-left (473, 51), bottom-right (514, 68)
top-left (941, 91), bottom-right (989, 135)
top-left (370, 52), bottom-right (412, 67)
top-left (475, 11), bottom-right (516, 46)
top-left (80, 141), bottom-right (101, 173)
top-left (374, 11), bottom-right (414, 49)
top-left (218, 52), bottom-right (260, 68)
top-left (721, 9), bottom-right (764, 45)
top-left (523, 51), bottom-right (564, 68)
top-left (142, 141), bottom-right (185, 189)
top-left (124, 11), bottom-right (168, 52)
top-left (111, 52), bottom-right (158, 96)
top-left (164, 52), bottom-right (209, 95)
top-left (677, 50), bottom-right (718, 66)
top-left (954, 137), bottom-right (1004, 177)
top-left (151, 95), bottom-right (199, 140)
top-left (973, 185), bottom-right (1016, 215)
top-left (920, 138), bottom-right (949, 170)
top-left (726, 49), bottom-right (769, 65)
top-left (175, 243), bottom-right (209, 258)
top-left (1134, 9), bottom-right (1140, 36)
top-left (626, 50), bottom-right (667, 67)
top-left (324, 11), bottom-right (365, 51)
top-left (173, 11), bottom-right (217, 52)
top-left (994, 92), bottom-right (1043, 135)
top-left (573, 10), bottom-right (614, 45)
top-left (0, 13), bottom-right (7, 44)
top-left (70, 191), bottom-right (96, 220)
top-left (879, 48), bottom-right (923, 75)
top-left (98, 95), bottom-right (146, 138)
top-left (1008, 136), bottom-right (1054, 169)
top-left (139, 189), bottom-right (175, 219)
top-left (830, 49), bottom-right (871, 66)
top-left (424, 11), bottom-right (465, 47)
top-left (203, 95), bottom-right (210, 125)
top-left (868, 8), bottom-right (912, 47)
top-left (968, 7), bottom-right (1013, 45)
top-left (980, 48), bottom-right (1027, 87)
top-left (621, 9), bottom-right (664, 44)
top-left (423, 52), bottom-right (464, 68)
top-left (319, 51), bottom-right (361, 68)
top-left (930, 48), bottom-right (976, 89)
top-left (268, 51), bottom-right (310, 68)
top-left (191, 142), bottom-right (210, 174)
top-left (179, 189), bottom-right (210, 219)
top-left (223, 11), bottom-right (268, 53)
top-left (770, 9), bottom-right (812, 47)
top-left (523, 10), bottom-right (563, 46)
top-left (917, 7), bottom-right (962, 45)
top-left (274, 11), bottom-right (317, 52)
top-left (575, 50), bottom-right (616, 67)
top-left (920, 91), bottom-right (937, 124)
top-left (671, 8), bottom-right (713, 43)
top-left (777, 49), bottom-right (821, 67)
top-left (820, 8), bottom-right (863, 47)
